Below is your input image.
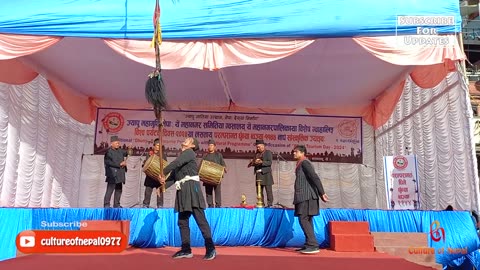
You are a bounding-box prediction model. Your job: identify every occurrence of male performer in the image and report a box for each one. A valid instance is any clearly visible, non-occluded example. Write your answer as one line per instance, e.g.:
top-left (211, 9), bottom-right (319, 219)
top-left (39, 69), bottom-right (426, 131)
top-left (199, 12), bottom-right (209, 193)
top-left (202, 139), bottom-right (227, 208)
top-left (103, 135), bottom-right (128, 208)
top-left (142, 139), bottom-right (167, 208)
top-left (159, 137), bottom-right (216, 260)
top-left (248, 139), bottom-right (274, 207)
top-left (292, 145), bottom-right (328, 254)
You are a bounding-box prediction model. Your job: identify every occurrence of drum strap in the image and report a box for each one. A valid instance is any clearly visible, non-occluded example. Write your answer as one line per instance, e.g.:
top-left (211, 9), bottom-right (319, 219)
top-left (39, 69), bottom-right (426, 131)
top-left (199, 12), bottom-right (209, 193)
top-left (175, 175), bottom-right (200, 190)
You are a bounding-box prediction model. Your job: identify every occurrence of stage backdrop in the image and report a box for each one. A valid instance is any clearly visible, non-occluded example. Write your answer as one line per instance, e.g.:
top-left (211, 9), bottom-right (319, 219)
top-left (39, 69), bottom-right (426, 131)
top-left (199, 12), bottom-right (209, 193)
top-left (94, 108), bottom-right (363, 163)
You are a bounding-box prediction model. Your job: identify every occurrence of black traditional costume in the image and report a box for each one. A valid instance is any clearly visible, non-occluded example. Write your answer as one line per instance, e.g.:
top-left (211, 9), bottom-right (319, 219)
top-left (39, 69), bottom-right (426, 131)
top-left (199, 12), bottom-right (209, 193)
top-left (202, 139), bottom-right (226, 208)
top-left (143, 144), bottom-right (168, 208)
top-left (163, 139), bottom-right (216, 260)
top-left (294, 156), bottom-right (326, 253)
top-left (103, 136), bottom-right (128, 208)
top-left (249, 139), bottom-right (274, 207)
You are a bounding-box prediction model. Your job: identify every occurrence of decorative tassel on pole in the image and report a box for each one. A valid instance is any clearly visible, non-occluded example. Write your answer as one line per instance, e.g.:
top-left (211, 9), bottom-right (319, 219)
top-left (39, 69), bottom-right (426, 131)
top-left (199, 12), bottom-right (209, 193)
top-left (145, 0), bottom-right (167, 192)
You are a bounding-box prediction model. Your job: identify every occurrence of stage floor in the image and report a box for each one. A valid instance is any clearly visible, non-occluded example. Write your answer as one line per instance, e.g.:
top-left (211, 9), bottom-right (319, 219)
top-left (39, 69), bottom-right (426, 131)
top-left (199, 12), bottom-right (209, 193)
top-left (2, 247), bottom-right (439, 270)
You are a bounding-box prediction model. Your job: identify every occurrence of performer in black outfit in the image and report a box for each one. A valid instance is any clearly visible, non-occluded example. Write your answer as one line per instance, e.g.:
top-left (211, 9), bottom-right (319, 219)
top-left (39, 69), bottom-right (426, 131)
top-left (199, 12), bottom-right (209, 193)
top-left (143, 139), bottom-right (168, 208)
top-left (159, 137), bottom-right (216, 260)
top-left (103, 135), bottom-right (128, 208)
top-left (292, 145), bottom-right (328, 254)
top-left (248, 139), bottom-right (274, 207)
top-left (202, 139), bottom-right (227, 208)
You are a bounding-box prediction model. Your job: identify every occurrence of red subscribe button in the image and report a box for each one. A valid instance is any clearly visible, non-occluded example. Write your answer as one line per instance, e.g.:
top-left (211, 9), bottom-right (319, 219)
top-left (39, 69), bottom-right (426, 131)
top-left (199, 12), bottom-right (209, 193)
top-left (16, 230), bottom-right (128, 253)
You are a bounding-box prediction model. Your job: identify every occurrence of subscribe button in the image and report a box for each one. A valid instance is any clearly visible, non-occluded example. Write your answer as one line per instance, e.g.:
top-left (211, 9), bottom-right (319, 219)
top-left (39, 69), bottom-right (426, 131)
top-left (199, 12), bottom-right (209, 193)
top-left (16, 230), bottom-right (127, 254)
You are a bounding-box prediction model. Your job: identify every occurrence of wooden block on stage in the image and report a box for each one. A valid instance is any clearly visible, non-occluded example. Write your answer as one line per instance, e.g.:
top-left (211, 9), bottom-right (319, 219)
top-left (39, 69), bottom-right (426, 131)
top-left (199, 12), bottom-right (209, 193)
top-left (331, 234), bottom-right (375, 252)
top-left (329, 221), bottom-right (370, 235)
top-left (372, 232), bottom-right (428, 247)
top-left (80, 220), bottom-right (130, 243)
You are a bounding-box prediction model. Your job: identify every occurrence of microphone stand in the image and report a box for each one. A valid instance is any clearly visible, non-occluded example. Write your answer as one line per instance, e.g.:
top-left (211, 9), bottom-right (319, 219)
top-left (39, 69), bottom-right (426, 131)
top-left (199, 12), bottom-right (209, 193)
top-left (275, 152), bottom-right (288, 209)
top-left (129, 143), bottom-right (150, 208)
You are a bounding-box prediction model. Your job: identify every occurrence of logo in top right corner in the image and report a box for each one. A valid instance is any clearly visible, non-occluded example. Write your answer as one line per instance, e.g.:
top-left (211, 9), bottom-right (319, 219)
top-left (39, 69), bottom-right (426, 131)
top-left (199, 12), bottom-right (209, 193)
top-left (337, 120), bottom-right (357, 138)
top-left (430, 220), bottom-right (446, 243)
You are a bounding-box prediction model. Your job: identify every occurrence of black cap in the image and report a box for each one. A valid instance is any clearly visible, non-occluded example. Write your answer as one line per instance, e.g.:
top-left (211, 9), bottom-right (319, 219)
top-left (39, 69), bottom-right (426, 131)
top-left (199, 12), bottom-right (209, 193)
top-left (254, 139), bottom-right (265, 145)
top-left (208, 139), bottom-right (215, 145)
top-left (110, 135), bottom-right (119, 142)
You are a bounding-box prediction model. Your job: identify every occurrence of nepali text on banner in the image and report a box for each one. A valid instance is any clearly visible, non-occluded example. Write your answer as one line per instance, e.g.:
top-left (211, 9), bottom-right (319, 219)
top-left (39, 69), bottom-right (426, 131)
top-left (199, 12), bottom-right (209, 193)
top-left (94, 108), bottom-right (363, 164)
top-left (383, 155), bottom-right (421, 210)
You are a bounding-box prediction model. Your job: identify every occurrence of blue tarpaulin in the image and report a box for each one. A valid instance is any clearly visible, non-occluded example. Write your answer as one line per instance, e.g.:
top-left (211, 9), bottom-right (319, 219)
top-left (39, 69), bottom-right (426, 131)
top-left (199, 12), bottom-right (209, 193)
top-left (0, 207), bottom-right (478, 268)
top-left (0, 0), bottom-right (462, 39)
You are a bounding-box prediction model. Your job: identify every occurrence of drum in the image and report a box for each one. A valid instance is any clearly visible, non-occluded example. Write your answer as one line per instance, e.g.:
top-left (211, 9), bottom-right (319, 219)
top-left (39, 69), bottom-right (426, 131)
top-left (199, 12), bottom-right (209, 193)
top-left (142, 154), bottom-right (169, 180)
top-left (199, 160), bottom-right (225, 185)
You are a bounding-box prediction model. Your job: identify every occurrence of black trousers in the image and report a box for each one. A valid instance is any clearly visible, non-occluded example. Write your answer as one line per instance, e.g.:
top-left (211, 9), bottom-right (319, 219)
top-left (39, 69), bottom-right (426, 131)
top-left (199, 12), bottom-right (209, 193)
top-left (298, 214), bottom-right (318, 248)
top-left (104, 183), bottom-right (123, 207)
top-left (261, 185), bottom-right (274, 207)
top-left (178, 208), bottom-right (215, 252)
top-left (205, 183), bottom-right (221, 207)
top-left (143, 186), bottom-right (163, 208)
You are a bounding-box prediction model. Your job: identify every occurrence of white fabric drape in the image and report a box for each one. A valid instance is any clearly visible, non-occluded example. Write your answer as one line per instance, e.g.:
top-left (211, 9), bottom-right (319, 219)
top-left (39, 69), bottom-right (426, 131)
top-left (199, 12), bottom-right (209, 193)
top-left (0, 75), bottom-right (94, 207)
top-left (374, 66), bottom-right (480, 211)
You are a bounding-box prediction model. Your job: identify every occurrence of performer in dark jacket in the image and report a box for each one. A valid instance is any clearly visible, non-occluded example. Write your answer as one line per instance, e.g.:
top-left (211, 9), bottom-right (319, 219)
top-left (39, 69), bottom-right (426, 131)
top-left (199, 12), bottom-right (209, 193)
top-left (292, 145), bottom-right (328, 254)
top-left (160, 137), bottom-right (216, 260)
top-left (202, 139), bottom-right (227, 208)
top-left (103, 135), bottom-right (128, 208)
top-left (248, 139), bottom-right (274, 207)
top-left (143, 139), bottom-right (168, 208)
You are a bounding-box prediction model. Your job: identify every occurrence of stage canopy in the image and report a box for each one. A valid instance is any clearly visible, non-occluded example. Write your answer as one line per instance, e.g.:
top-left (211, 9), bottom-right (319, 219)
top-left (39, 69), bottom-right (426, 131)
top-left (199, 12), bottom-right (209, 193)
top-left (0, 0), bottom-right (466, 130)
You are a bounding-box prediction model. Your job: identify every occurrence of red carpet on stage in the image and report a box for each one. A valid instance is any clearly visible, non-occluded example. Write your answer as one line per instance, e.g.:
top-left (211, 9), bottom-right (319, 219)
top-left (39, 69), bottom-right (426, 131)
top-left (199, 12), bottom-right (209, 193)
top-left (1, 247), bottom-right (438, 270)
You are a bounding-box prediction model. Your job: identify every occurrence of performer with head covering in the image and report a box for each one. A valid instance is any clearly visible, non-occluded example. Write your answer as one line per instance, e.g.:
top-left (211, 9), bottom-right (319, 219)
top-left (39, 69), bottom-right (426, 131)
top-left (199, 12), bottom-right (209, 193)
top-left (103, 135), bottom-right (128, 208)
top-left (201, 139), bottom-right (227, 208)
top-left (292, 145), bottom-right (328, 254)
top-left (142, 138), bottom-right (169, 208)
top-left (159, 137), bottom-right (216, 260)
top-left (248, 139), bottom-right (274, 207)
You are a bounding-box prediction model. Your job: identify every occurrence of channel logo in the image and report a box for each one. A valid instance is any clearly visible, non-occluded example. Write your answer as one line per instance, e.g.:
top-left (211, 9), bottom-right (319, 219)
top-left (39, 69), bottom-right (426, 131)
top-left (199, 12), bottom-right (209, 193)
top-left (16, 231), bottom-right (36, 249)
top-left (15, 230), bottom-right (127, 254)
top-left (20, 236), bottom-right (35, 247)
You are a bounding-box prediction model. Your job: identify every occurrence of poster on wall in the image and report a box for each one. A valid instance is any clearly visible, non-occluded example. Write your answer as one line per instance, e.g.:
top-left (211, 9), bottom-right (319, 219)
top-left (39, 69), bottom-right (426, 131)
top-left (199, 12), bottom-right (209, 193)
top-left (94, 108), bottom-right (363, 163)
top-left (383, 155), bottom-right (420, 210)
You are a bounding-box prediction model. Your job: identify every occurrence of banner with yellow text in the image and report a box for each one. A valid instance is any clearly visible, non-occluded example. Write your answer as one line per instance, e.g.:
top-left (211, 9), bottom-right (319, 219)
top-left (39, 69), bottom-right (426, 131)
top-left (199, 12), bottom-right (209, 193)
top-left (94, 108), bottom-right (363, 163)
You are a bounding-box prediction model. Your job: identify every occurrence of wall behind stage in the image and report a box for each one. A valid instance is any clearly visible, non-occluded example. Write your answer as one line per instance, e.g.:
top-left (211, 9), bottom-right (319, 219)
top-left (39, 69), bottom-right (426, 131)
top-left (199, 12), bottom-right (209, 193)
top-left (78, 120), bottom-right (376, 209)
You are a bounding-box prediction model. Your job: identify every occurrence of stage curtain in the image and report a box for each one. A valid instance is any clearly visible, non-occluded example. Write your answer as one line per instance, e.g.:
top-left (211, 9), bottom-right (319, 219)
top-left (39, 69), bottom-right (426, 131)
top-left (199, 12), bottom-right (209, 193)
top-left (0, 75), bottom-right (95, 208)
top-left (103, 38), bottom-right (316, 71)
top-left (374, 65), bottom-right (480, 212)
top-left (0, 34), bottom-right (61, 60)
top-left (0, 59), bottom-right (39, 85)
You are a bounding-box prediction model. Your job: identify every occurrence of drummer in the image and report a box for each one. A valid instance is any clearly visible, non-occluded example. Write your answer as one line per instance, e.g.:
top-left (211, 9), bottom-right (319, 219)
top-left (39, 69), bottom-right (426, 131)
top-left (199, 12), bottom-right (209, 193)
top-left (202, 139), bottom-right (227, 208)
top-left (142, 138), bottom-right (169, 208)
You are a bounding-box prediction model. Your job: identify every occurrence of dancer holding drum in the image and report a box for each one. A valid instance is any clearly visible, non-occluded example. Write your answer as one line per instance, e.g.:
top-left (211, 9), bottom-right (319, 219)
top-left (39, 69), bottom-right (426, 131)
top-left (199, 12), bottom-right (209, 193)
top-left (200, 139), bottom-right (226, 208)
top-left (142, 138), bottom-right (170, 208)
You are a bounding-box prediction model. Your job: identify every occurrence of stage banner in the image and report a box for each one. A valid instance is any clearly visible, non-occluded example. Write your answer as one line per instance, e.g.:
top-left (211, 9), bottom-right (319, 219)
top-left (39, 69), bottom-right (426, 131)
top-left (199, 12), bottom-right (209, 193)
top-left (94, 108), bottom-right (363, 163)
top-left (383, 155), bottom-right (420, 210)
